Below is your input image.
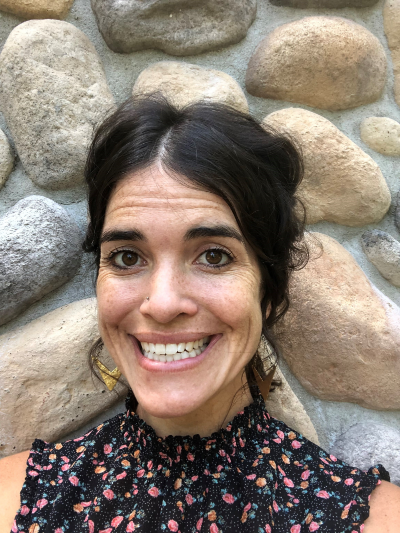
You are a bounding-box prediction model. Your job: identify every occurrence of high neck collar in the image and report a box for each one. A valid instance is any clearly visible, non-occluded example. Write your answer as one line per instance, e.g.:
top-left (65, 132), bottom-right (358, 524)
top-left (123, 391), bottom-right (271, 463)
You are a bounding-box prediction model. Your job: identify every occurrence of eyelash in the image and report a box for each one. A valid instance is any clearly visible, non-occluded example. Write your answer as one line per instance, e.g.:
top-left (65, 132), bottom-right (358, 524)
top-left (104, 246), bottom-right (235, 270)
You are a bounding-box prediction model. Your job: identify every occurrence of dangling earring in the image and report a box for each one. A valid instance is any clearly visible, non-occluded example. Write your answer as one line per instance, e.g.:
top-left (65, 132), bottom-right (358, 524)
top-left (252, 334), bottom-right (277, 401)
top-left (92, 355), bottom-right (121, 391)
top-left (252, 365), bottom-right (276, 401)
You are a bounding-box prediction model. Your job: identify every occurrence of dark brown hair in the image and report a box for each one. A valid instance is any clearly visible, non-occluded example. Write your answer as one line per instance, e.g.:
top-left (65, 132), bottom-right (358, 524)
top-left (83, 94), bottom-right (308, 401)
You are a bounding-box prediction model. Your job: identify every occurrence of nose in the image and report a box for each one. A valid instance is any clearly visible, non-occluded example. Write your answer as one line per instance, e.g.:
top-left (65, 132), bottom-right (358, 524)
top-left (139, 262), bottom-right (198, 324)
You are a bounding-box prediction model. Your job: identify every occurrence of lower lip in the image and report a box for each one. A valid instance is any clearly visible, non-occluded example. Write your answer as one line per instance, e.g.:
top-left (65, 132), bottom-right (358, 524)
top-left (130, 334), bottom-right (222, 373)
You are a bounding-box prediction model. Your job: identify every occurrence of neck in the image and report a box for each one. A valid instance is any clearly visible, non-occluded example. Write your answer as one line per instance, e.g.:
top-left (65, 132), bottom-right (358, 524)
top-left (136, 372), bottom-right (254, 438)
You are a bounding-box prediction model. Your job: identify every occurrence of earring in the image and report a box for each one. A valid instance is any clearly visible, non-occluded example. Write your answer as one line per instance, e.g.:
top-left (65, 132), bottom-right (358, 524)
top-left (252, 365), bottom-right (276, 401)
top-left (253, 335), bottom-right (277, 401)
top-left (92, 356), bottom-right (121, 391)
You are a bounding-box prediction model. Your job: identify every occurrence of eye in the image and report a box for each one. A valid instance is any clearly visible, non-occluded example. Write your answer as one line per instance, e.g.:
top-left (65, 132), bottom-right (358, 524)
top-left (197, 248), bottom-right (233, 267)
top-left (112, 250), bottom-right (141, 268)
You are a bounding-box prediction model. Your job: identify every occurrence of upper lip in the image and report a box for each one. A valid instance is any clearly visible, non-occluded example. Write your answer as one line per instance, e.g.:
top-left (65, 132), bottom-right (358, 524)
top-left (131, 333), bottom-right (215, 344)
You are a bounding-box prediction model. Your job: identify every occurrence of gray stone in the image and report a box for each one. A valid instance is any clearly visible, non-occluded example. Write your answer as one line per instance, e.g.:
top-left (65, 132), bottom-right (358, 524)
top-left (396, 191), bottom-right (400, 232)
top-left (0, 299), bottom-right (123, 458)
top-left (362, 230), bottom-right (400, 287)
top-left (0, 196), bottom-right (82, 326)
top-left (331, 423), bottom-right (400, 486)
top-left (270, 0), bottom-right (377, 6)
top-left (91, 0), bottom-right (257, 56)
top-left (0, 20), bottom-right (115, 190)
top-left (0, 128), bottom-right (14, 191)
top-left (246, 17), bottom-right (387, 111)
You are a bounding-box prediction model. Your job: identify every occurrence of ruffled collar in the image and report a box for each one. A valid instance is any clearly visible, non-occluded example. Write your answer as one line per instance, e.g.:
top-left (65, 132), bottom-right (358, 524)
top-left (122, 391), bottom-right (270, 462)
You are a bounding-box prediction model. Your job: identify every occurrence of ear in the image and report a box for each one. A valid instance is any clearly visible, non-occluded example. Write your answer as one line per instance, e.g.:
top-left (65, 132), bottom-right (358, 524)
top-left (265, 302), bottom-right (272, 320)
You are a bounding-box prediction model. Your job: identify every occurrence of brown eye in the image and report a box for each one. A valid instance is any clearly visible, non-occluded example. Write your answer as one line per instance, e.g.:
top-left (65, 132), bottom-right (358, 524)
top-left (206, 250), bottom-right (223, 264)
top-left (197, 249), bottom-right (231, 267)
top-left (114, 251), bottom-right (140, 267)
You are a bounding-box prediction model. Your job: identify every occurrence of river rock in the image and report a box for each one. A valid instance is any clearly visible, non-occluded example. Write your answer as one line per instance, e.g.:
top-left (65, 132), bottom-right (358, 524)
top-left (91, 0), bottom-right (257, 55)
top-left (0, 128), bottom-right (13, 190)
top-left (0, 299), bottom-right (123, 458)
top-left (396, 190), bottom-right (400, 232)
top-left (0, 196), bottom-right (82, 326)
top-left (384, 0), bottom-right (400, 107)
top-left (0, 0), bottom-right (74, 19)
top-left (0, 20), bottom-right (115, 190)
top-left (246, 17), bottom-right (387, 111)
top-left (133, 62), bottom-right (248, 113)
top-left (263, 108), bottom-right (391, 226)
top-left (360, 117), bottom-right (400, 156)
top-left (270, 0), bottom-right (377, 6)
top-left (266, 366), bottom-right (319, 445)
top-left (362, 230), bottom-right (400, 287)
top-left (331, 423), bottom-right (400, 486)
top-left (274, 233), bottom-right (400, 410)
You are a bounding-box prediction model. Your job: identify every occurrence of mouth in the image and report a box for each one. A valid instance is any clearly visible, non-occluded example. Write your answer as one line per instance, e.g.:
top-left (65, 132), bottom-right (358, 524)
top-left (138, 336), bottom-right (210, 363)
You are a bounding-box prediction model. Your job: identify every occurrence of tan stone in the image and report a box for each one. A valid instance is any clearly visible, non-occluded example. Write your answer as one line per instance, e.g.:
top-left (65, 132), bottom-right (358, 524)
top-left (266, 366), bottom-right (319, 445)
top-left (246, 17), bottom-right (387, 111)
top-left (0, 0), bottom-right (74, 19)
top-left (0, 20), bottom-right (115, 189)
top-left (274, 233), bottom-right (400, 410)
top-left (360, 117), bottom-right (400, 156)
top-left (384, 0), bottom-right (400, 107)
top-left (133, 62), bottom-right (248, 113)
top-left (0, 299), bottom-right (123, 458)
top-left (263, 108), bottom-right (391, 226)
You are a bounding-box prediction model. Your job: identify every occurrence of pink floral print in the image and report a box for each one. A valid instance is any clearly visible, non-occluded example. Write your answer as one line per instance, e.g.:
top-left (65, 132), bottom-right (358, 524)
top-left (13, 392), bottom-right (389, 532)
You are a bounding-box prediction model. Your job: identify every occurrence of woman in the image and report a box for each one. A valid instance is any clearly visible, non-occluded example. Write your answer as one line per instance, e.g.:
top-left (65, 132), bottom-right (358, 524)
top-left (1, 96), bottom-right (399, 532)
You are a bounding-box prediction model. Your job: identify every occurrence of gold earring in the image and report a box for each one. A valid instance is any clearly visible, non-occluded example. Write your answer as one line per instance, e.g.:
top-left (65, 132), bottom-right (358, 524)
top-left (92, 356), bottom-right (121, 391)
top-left (252, 365), bottom-right (276, 401)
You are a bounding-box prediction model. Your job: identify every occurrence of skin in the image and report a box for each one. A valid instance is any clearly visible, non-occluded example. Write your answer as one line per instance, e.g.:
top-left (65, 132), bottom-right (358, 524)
top-left (1, 164), bottom-right (400, 531)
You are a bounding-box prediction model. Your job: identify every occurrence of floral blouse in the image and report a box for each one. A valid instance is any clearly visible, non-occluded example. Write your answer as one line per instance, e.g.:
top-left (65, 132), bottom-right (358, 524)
top-left (13, 392), bottom-right (389, 533)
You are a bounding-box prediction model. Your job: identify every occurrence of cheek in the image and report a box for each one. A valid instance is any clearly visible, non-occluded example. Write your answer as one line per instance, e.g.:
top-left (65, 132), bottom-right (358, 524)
top-left (197, 273), bottom-right (262, 333)
top-left (96, 274), bottom-right (139, 329)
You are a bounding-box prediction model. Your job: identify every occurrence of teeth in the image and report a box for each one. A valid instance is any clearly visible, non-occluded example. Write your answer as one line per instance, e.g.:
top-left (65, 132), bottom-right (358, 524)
top-left (166, 344), bottom-right (178, 355)
top-left (155, 343), bottom-right (165, 355)
top-left (140, 336), bottom-right (211, 362)
top-left (185, 341), bottom-right (194, 352)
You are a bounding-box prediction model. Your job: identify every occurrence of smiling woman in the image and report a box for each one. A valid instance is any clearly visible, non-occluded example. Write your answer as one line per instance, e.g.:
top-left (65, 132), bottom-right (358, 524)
top-left (1, 96), bottom-right (399, 533)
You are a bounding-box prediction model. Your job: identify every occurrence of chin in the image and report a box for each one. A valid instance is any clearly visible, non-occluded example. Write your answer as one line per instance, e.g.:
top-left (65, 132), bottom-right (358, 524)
top-left (135, 389), bottom-right (209, 419)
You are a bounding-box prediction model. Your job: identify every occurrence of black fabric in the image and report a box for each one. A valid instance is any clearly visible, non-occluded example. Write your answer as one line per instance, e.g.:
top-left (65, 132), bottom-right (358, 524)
top-left (13, 392), bottom-right (389, 533)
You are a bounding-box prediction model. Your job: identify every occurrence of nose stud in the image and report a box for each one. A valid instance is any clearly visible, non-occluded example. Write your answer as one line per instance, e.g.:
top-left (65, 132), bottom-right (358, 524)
top-left (145, 296), bottom-right (150, 301)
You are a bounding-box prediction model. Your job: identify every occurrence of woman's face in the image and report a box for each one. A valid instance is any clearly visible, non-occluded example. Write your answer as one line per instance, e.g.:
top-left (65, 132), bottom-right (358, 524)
top-left (97, 164), bottom-right (263, 419)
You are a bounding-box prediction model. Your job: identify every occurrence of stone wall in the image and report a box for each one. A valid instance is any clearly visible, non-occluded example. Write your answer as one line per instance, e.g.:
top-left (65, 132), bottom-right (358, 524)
top-left (0, 0), bottom-right (399, 483)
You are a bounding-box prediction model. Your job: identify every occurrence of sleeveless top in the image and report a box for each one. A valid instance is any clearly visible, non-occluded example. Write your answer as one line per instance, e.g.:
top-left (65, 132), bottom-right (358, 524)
top-left (12, 392), bottom-right (390, 533)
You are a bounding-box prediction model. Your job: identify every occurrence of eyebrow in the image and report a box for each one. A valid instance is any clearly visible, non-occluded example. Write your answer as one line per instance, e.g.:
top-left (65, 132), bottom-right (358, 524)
top-left (184, 225), bottom-right (244, 244)
top-left (100, 225), bottom-right (244, 245)
top-left (100, 229), bottom-right (146, 244)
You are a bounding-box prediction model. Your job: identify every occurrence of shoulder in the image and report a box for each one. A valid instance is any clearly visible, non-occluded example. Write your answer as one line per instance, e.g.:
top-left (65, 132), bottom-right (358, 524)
top-left (364, 480), bottom-right (400, 532)
top-left (0, 450), bottom-right (30, 533)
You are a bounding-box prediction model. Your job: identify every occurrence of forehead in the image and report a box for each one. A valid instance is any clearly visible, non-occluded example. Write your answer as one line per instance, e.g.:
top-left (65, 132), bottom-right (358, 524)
top-left (104, 164), bottom-right (238, 228)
